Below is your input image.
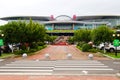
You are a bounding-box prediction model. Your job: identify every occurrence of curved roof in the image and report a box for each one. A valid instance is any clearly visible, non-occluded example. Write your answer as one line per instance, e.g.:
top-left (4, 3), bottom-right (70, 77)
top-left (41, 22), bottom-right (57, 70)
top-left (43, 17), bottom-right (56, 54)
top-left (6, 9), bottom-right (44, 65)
top-left (76, 15), bottom-right (120, 21)
top-left (55, 15), bottom-right (72, 21)
top-left (1, 15), bottom-right (120, 22)
top-left (0, 16), bottom-right (51, 21)
top-left (43, 21), bottom-right (107, 24)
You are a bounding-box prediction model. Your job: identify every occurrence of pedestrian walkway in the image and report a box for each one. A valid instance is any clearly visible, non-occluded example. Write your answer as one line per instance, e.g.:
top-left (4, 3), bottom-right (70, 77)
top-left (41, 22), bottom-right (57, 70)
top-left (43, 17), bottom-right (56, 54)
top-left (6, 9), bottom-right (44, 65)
top-left (0, 60), bottom-right (116, 75)
top-left (27, 45), bottom-right (110, 60)
top-left (0, 75), bottom-right (119, 80)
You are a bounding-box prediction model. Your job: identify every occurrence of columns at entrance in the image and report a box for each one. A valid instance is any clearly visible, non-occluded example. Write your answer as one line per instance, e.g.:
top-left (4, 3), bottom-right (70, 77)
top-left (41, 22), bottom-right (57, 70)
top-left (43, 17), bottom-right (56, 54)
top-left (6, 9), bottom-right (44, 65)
top-left (52, 24), bottom-right (54, 30)
top-left (72, 24), bottom-right (74, 30)
top-left (83, 23), bottom-right (85, 28)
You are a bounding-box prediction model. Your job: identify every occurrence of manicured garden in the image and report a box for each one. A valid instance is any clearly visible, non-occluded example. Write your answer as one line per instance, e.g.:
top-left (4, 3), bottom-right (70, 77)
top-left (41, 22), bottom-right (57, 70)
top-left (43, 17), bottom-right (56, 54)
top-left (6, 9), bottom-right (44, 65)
top-left (76, 42), bottom-right (120, 59)
top-left (103, 52), bottom-right (120, 59)
top-left (1, 20), bottom-right (120, 59)
top-left (0, 53), bottom-right (14, 59)
top-left (71, 25), bottom-right (120, 59)
top-left (0, 19), bottom-right (56, 59)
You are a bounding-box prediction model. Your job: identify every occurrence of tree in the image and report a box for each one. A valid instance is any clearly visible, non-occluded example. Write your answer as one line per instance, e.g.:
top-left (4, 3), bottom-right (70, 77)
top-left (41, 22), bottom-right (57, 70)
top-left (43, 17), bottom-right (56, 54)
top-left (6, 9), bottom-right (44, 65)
top-left (25, 19), bottom-right (46, 43)
top-left (114, 25), bottom-right (120, 29)
top-left (68, 37), bottom-right (74, 44)
top-left (1, 21), bottom-right (24, 43)
top-left (0, 19), bottom-right (46, 47)
top-left (74, 29), bottom-right (91, 42)
top-left (91, 25), bottom-right (114, 45)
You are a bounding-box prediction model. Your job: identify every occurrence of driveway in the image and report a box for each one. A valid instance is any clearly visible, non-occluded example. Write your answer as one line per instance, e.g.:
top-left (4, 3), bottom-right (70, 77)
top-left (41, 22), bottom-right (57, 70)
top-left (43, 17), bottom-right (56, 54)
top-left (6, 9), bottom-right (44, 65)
top-left (27, 45), bottom-right (110, 60)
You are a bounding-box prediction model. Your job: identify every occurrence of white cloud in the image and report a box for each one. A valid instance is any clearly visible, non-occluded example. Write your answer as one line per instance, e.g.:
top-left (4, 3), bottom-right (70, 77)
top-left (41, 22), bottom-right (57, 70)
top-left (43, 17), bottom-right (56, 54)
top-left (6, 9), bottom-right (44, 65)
top-left (0, 0), bottom-right (120, 17)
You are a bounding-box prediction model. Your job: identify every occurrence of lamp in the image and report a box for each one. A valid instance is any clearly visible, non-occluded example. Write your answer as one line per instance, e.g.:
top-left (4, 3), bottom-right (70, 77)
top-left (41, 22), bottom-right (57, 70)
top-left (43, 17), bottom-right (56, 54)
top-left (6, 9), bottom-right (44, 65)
top-left (0, 31), bottom-right (4, 56)
top-left (112, 33), bottom-right (120, 56)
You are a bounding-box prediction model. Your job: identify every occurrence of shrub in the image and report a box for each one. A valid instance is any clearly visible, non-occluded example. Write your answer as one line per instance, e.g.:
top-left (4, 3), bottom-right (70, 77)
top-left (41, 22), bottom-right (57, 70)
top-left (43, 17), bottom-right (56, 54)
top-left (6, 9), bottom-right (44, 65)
top-left (82, 43), bottom-right (92, 52)
top-left (30, 42), bottom-right (38, 49)
top-left (14, 44), bottom-right (47, 56)
top-left (14, 50), bottom-right (28, 55)
top-left (37, 42), bottom-right (45, 46)
top-left (88, 49), bottom-right (98, 53)
top-left (14, 49), bottom-right (38, 55)
top-left (37, 46), bottom-right (43, 50)
top-left (37, 45), bottom-right (47, 50)
top-left (21, 44), bottom-right (27, 50)
top-left (77, 42), bottom-right (86, 47)
top-left (29, 49), bottom-right (37, 52)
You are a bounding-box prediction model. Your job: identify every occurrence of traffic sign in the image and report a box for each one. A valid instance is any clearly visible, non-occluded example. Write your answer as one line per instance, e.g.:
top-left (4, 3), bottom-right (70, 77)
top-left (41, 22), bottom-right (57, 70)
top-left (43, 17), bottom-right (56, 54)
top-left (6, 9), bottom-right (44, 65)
top-left (113, 39), bottom-right (119, 47)
top-left (0, 39), bottom-right (3, 46)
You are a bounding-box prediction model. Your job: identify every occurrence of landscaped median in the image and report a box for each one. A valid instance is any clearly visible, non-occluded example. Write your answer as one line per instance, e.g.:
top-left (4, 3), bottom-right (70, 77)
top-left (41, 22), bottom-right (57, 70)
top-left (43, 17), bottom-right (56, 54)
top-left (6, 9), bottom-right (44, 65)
top-left (0, 45), bottom-right (47, 59)
top-left (0, 53), bottom-right (15, 59)
top-left (76, 42), bottom-right (120, 59)
top-left (76, 43), bottom-right (106, 59)
top-left (103, 52), bottom-right (120, 59)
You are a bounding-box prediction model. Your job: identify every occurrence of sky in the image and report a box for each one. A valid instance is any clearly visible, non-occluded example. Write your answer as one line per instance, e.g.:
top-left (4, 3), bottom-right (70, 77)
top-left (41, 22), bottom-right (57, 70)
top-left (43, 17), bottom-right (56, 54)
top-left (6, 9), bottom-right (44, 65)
top-left (0, 0), bottom-right (120, 18)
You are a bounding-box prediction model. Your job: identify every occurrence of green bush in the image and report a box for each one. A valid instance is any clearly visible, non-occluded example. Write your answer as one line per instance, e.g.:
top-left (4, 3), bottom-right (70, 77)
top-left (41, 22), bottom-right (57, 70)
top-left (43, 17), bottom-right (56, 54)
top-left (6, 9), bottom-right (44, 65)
top-left (30, 42), bottom-right (38, 49)
top-left (14, 50), bottom-right (29, 55)
top-left (37, 45), bottom-right (46, 50)
top-left (14, 49), bottom-right (38, 55)
top-left (37, 42), bottom-right (45, 46)
top-left (77, 42), bottom-right (86, 47)
top-left (21, 44), bottom-right (27, 50)
top-left (82, 43), bottom-right (92, 52)
top-left (29, 49), bottom-right (37, 52)
top-left (14, 45), bottom-right (47, 56)
top-left (88, 49), bottom-right (98, 53)
top-left (37, 46), bottom-right (43, 50)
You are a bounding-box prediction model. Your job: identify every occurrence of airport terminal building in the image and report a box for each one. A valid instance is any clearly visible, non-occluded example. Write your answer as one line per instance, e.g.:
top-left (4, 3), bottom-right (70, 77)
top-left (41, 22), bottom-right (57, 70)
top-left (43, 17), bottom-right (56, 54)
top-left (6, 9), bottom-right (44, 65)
top-left (1, 15), bottom-right (120, 30)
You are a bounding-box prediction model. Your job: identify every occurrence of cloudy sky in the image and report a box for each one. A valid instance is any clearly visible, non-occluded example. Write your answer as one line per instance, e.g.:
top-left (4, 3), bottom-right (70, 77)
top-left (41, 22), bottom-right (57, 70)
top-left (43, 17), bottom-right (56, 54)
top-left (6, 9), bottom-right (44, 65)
top-left (0, 0), bottom-right (120, 18)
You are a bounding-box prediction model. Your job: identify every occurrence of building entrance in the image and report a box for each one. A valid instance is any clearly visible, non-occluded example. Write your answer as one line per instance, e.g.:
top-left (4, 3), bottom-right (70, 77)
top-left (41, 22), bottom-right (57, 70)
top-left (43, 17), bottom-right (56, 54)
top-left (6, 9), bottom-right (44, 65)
top-left (54, 24), bottom-right (73, 30)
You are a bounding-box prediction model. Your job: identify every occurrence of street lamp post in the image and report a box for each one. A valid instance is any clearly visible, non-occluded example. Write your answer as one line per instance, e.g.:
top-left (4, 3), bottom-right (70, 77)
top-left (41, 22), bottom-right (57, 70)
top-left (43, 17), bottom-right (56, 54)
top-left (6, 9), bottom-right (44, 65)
top-left (113, 33), bottom-right (120, 56)
top-left (0, 30), bottom-right (4, 56)
top-left (0, 46), bottom-right (1, 56)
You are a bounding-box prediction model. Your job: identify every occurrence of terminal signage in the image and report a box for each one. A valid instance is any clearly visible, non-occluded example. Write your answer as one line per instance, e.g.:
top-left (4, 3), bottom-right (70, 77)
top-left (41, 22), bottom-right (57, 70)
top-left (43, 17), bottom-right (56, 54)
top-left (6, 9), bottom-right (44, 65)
top-left (113, 39), bottom-right (119, 47)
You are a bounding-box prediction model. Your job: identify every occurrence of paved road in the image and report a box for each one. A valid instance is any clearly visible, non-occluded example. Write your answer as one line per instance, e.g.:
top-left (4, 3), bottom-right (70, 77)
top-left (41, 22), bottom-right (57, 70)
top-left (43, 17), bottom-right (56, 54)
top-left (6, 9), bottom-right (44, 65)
top-left (27, 45), bottom-right (109, 60)
top-left (0, 45), bottom-right (119, 80)
top-left (100, 60), bottom-right (120, 73)
top-left (0, 60), bottom-right (118, 75)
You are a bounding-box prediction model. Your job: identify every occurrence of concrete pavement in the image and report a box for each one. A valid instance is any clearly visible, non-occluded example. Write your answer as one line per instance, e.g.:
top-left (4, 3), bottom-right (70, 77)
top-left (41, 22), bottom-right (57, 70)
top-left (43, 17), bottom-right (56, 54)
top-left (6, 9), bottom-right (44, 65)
top-left (0, 60), bottom-right (117, 75)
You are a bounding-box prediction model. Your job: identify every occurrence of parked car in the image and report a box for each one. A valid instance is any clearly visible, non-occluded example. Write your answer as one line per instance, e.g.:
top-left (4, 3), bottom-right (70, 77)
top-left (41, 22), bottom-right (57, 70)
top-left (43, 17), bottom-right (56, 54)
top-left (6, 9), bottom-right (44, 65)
top-left (97, 43), bottom-right (105, 50)
top-left (96, 42), bottom-right (113, 51)
top-left (94, 42), bottom-right (120, 52)
top-left (105, 43), bottom-right (120, 52)
top-left (97, 42), bottom-right (109, 50)
top-left (1, 45), bottom-right (12, 53)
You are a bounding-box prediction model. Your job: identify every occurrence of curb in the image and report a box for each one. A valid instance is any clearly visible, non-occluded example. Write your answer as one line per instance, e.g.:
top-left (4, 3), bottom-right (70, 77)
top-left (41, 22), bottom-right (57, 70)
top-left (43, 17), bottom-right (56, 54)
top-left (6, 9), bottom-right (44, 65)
top-left (103, 54), bottom-right (120, 60)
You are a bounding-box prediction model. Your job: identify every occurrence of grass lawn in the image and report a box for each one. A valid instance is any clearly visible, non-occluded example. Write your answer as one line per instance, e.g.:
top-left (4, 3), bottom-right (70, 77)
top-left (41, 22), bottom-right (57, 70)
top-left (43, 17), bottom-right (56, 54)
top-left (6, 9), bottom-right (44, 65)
top-left (0, 53), bottom-right (15, 59)
top-left (104, 52), bottom-right (120, 59)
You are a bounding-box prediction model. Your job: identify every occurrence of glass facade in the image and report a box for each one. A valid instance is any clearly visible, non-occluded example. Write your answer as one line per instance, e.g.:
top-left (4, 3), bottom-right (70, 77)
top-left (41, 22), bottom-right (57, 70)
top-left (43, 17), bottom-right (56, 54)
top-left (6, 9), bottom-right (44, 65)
top-left (45, 23), bottom-right (105, 30)
top-left (85, 24), bottom-right (93, 29)
top-left (82, 18), bottom-right (120, 27)
top-left (45, 24), bottom-right (53, 30)
top-left (54, 24), bottom-right (73, 30)
top-left (2, 15), bottom-right (120, 30)
top-left (74, 23), bottom-right (84, 30)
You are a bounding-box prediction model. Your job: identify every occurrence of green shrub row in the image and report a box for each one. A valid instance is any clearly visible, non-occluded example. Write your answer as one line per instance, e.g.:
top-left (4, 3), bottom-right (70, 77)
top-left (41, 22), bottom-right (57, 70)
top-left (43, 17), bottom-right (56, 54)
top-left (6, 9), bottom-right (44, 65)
top-left (77, 42), bottom-right (86, 47)
top-left (77, 42), bottom-right (99, 53)
top-left (81, 43), bottom-right (92, 52)
top-left (14, 45), bottom-right (46, 55)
